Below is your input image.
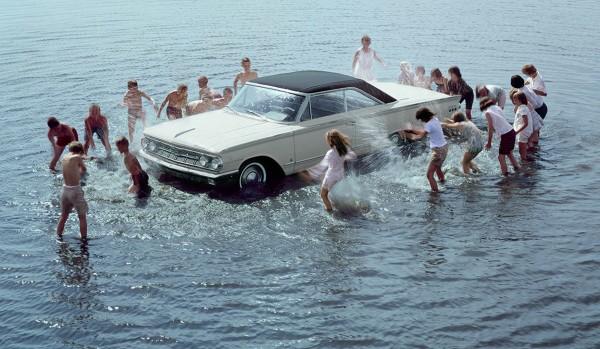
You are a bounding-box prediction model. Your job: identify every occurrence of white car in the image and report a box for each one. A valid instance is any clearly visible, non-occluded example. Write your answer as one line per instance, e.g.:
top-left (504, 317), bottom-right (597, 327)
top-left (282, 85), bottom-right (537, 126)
top-left (139, 71), bottom-right (460, 188)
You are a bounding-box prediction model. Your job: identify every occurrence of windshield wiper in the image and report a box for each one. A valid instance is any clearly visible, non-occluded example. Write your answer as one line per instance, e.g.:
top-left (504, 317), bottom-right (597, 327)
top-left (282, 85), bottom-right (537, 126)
top-left (244, 109), bottom-right (267, 121)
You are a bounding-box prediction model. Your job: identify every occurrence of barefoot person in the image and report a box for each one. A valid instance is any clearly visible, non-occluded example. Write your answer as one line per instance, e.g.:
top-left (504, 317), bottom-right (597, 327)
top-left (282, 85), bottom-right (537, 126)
top-left (480, 97), bottom-right (519, 175)
top-left (303, 130), bottom-right (356, 211)
top-left (47, 117), bottom-right (79, 171)
top-left (233, 57), bottom-right (258, 95)
top-left (119, 80), bottom-right (158, 142)
top-left (83, 104), bottom-right (111, 155)
top-left (402, 107), bottom-right (448, 192)
top-left (116, 136), bottom-right (150, 195)
top-left (441, 111), bottom-right (484, 174)
top-left (157, 83), bottom-right (188, 120)
top-left (57, 141), bottom-right (88, 240)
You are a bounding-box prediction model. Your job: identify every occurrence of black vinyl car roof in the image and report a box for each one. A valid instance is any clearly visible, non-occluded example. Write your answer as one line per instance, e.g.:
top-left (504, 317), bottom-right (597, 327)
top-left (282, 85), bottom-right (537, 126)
top-left (249, 70), bottom-right (397, 103)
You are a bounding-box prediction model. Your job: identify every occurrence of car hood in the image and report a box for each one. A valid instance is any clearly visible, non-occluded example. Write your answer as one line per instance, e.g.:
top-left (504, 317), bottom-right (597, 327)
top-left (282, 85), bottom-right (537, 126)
top-left (143, 109), bottom-right (291, 153)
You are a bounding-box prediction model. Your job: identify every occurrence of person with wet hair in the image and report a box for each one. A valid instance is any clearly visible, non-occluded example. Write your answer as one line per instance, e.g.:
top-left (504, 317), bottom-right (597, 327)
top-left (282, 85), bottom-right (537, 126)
top-left (447, 66), bottom-right (474, 119)
top-left (233, 57), bottom-right (258, 95)
top-left (480, 97), bottom-right (519, 175)
top-left (402, 107), bottom-right (448, 192)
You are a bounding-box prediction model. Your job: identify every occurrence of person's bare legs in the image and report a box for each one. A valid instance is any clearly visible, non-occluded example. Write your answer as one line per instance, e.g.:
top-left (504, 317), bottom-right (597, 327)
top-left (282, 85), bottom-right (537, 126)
top-left (518, 142), bottom-right (528, 161)
top-left (57, 204), bottom-right (72, 238)
top-left (49, 145), bottom-right (65, 170)
top-left (320, 187), bottom-right (333, 211)
top-left (461, 153), bottom-right (476, 174)
top-left (128, 116), bottom-right (136, 142)
top-left (507, 152), bottom-right (519, 170)
top-left (78, 213), bottom-right (87, 240)
top-left (498, 154), bottom-right (509, 175)
top-left (426, 163), bottom-right (440, 192)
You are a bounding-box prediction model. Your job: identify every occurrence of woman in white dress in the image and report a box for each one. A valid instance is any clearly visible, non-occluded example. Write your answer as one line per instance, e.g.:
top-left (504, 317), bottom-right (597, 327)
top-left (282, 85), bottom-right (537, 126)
top-left (352, 35), bottom-right (385, 82)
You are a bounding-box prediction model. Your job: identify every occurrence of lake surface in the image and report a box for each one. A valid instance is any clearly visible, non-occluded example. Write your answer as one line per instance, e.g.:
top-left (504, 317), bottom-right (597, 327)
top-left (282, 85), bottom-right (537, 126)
top-left (1, 0), bottom-right (599, 348)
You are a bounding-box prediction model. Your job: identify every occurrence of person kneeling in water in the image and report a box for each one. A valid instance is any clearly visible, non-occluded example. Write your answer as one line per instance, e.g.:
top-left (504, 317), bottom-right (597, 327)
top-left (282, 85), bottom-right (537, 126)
top-left (116, 136), bottom-right (151, 196)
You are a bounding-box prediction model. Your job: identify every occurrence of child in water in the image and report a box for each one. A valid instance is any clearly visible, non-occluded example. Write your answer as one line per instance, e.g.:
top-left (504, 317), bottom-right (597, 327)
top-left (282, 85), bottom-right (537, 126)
top-left (402, 107), bottom-right (448, 192)
top-left (441, 111), bottom-right (484, 174)
top-left (480, 97), bottom-right (519, 175)
top-left (413, 66), bottom-right (431, 89)
top-left (305, 130), bottom-right (356, 211)
top-left (57, 141), bottom-right (88, 240)
top-left (47, 117), bottom-right (79, 171)
top-left (398, 62), bottom-right (415, 86)
top-left (511, 91), bottom-right (534, 161)
top-left (116, 136), bottom-right (151, 196)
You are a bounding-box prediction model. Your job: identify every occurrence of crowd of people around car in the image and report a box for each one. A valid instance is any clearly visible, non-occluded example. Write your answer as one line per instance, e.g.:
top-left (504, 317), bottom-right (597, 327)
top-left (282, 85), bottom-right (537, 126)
top-left (49, 34), bottom-right (549, 236)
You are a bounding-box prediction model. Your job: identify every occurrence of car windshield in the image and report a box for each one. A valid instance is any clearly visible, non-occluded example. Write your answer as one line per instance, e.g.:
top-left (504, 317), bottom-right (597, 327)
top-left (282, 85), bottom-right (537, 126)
top-left (229, 84), bottom-right (305, 122)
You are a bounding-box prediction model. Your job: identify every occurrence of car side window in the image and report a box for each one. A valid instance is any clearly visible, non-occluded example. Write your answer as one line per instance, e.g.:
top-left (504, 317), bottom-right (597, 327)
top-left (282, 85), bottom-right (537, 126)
top-left (310, 91), bottom-right (346, 119)
top-left (345, 89), bottom-right (380, 111)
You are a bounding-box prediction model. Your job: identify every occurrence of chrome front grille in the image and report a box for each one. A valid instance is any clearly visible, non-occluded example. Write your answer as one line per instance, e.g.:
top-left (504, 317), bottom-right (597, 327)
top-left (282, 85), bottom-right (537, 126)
top-left (150, 141), bottom-right (202, 168)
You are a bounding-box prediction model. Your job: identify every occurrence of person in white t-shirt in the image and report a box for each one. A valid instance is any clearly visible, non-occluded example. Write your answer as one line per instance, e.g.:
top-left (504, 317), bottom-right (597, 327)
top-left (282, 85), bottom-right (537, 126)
top-left (402, 107), bottom-right (448, 192)
top-left (480, 97), bottom-right (519, 176)
top-left (522, 64), bottom-right (547, 97)
top-left (512, 92), bottom-right (534, 161)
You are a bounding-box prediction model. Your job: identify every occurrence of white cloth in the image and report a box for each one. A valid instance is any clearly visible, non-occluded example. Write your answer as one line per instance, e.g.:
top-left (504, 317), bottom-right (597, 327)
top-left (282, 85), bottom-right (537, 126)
top-left (527, 73), bottom-right (547, 96)
top-left (354, 47), bottom-right (375, 81)
top-left (531, 108), bottom-right (544, 131)
top-left (514, 105), bottom-right (533, 142)
top-left (423, 117), bottom-right (447, 148)
top-left (310, 147), bottom-right (356, 191)
top-left (485, 105), bottom-right (513, 136)
top-left (398, 62), bottom-right (415, 86)
top-left (519, 86), bottom-right (543, 109)
top-left (485, 85), bottom-right (506, 108)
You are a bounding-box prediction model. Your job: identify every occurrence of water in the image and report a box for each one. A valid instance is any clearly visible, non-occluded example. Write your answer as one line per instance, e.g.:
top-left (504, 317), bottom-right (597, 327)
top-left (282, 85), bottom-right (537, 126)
top-left (1, 0), bottom-right (599, 348)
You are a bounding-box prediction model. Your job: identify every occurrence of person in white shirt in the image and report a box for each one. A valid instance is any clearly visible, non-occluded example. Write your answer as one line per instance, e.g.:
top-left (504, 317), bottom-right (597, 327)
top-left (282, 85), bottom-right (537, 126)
top-left (413, 66), bottom-right (431, 89)
top-left (480, 97), bottom-right (519, 176)
top-left (511, 92), bottom-right (534, 161)
top-left (402, 107), bottom-right (448, 192)
top-left (522, 64), bottom-right (547, 97)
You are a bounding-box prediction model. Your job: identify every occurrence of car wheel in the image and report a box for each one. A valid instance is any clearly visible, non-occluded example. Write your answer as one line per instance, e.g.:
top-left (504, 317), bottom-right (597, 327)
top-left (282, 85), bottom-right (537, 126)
top-left (239, 161), bottom-right (267, 188)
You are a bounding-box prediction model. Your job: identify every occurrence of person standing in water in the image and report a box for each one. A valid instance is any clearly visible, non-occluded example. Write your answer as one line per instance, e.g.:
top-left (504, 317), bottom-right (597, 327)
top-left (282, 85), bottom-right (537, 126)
top-left (233, 57), bottom-right (258, 95)
top-left (447, 66), bottom-right (475, 120)
top-left (398, 62), bottom-right (415, 86)
top-left (476, 84), bottom-right (507, 109)
top-left (352, 35), bottom-right (385, 82)
top-left (441, 111), bottom-right (484, 174)
top-left (402, 107), bottom-right (448, 192)
top-left (157, 83), bottom-right (188, 120)
top-left (304, 130), bottom-right (356, 211)
top-left (83, 104), bottom-right (111, 155)
top-left (57, 141), bottom-right (88, 240)
top-left (119, 80), bottom-right (158, 143)
top-left (480, 97), bottom-right (519, 176)
top-left (47, 117), bottom-right (79, 171)
top-left (430, 68), bottom-right (449, 94)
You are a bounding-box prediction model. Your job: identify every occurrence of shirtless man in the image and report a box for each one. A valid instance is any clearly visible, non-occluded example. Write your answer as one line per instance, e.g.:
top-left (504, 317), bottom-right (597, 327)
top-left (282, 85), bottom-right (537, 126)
top-left (84, 104), bottom-right (111, 155)
top-left (47, 117), bottom-right (79, 171)
top-left (116, 136), bottom-right (150, 195)
top-left (188, 76), bottom-right (218, 115)
top-left (212, 87), bottom-right (233, 110)
top-left (119, 80), bottom-right (158, 142)
top-left (157, 83), bottom-right (188, 120)
top-left (233, 57), bottom-right (258, 95)
top-left (57, 141), bottom-right (88, 240)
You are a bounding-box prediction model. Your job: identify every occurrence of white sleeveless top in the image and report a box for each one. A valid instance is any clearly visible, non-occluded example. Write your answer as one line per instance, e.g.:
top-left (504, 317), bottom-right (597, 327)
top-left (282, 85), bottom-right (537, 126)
top-left (485, 105), bottom-right (513, 136)
top-left (354, 47), bottom-right (375, 81)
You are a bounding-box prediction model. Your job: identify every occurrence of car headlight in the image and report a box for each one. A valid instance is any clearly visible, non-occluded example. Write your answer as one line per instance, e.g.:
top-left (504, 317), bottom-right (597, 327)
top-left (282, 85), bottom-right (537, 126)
top-left (148, 140), bottom-right (156, 152)
top-left (141, 138), bottom-right (149, 149)
top-left (198, 155), bottom-right (208, 167)
top-left (208, 157), bottom-right (223, 170)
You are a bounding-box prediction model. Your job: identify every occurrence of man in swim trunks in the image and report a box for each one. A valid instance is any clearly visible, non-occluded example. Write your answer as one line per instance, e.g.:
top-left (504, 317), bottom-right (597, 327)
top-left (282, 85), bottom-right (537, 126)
top-left (84, 104), bottom-right (111, 155)
top-left (116, 136), bottom-right (151, 196)
top-left (120, 80), bottom-right (158, 142)
top-left (47, 116), bottom-right (79, 171)
top-left (157, 83), bottom-right (188, 120)
top-left (233, 57), bottom-right (258, 95)
top-left (57, 141), bottom-right (88, 240)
